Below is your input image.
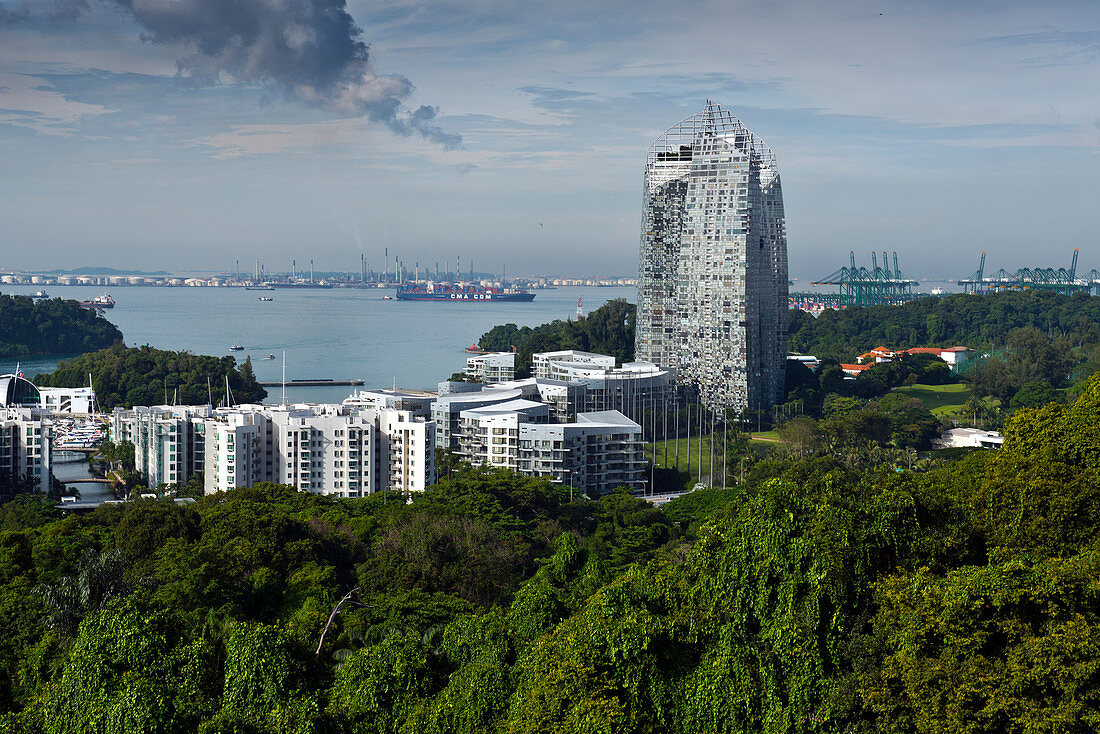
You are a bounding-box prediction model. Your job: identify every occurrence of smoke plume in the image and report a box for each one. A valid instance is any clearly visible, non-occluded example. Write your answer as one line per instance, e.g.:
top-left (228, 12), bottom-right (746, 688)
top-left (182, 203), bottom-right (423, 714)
top-left (43, 0), bottom-right (461, 147)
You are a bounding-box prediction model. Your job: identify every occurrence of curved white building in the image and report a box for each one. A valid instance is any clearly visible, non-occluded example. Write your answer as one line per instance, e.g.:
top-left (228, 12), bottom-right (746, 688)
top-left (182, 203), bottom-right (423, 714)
top-left (637, 101), bottom-right (788, 412)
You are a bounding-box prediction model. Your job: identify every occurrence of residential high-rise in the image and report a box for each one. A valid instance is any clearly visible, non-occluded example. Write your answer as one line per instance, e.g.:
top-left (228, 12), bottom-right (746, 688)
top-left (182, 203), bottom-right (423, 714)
top-left (637, 101), bottom-right (788, 412)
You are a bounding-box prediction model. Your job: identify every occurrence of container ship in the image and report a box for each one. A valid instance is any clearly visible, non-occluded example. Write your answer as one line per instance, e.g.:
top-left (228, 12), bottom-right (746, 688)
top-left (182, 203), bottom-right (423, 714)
top-left (395, 283), bottom-right (535, 302)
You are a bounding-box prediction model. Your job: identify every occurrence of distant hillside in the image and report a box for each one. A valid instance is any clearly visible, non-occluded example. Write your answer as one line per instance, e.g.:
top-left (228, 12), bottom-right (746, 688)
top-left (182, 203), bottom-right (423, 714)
top-left (788, 290), bottom-right (1100, 362)
top-left (0, 294), bottom-right (123, 357)
top-left (40, 266), bottom-right (169, 275)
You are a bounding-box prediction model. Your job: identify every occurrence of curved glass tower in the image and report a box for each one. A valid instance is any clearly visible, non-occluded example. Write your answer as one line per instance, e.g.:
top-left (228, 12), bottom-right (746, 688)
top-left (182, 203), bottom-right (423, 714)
top-left (637, 101), bottom-right (788, 412)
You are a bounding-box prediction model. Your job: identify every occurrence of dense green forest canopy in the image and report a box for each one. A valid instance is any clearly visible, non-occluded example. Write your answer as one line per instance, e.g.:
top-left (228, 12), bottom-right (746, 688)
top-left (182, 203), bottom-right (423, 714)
top-left (480, 290), bottom-right (1100, 380)
top-left (477, 298), bottom-right (635, 375)
top-left (33, 344), bottom-right (267, 410)
top-left (0, 295), bottom-right (122, 357)
top-left (788, 290), bottom-right (1100, 362)
top-left (0, 372), bottom-right (1098, 731)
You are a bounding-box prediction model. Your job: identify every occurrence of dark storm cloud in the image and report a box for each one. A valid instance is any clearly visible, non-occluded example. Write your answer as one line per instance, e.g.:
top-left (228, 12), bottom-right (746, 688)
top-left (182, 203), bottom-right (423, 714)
top-left (33, 0), bottom-right (461, 147)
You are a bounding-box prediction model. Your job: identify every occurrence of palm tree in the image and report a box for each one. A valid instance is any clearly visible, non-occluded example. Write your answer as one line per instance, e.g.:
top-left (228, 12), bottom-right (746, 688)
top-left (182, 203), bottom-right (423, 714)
top-left (34, 547), bottom-right (138, 638)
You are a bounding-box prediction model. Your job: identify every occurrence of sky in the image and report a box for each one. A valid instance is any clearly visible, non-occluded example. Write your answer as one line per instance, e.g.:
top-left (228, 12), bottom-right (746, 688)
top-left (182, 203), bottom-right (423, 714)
top-left (0, 0), bottom-right (1098, 280)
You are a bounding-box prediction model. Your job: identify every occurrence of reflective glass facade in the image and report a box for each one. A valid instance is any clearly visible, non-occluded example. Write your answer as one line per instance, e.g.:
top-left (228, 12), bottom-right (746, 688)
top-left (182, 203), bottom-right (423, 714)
top-left (637, 101), bottom-right (788, 412)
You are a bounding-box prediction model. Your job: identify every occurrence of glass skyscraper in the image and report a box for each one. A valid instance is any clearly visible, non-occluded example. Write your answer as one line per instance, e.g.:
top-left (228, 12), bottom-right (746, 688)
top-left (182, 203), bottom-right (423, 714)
top-left (637, 101), bottom-right (788, 413)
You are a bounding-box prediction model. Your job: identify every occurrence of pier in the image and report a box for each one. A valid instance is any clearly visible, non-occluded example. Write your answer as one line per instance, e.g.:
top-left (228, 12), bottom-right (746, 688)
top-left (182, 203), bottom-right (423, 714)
top-left (259, 378), bottom-right (364, 387)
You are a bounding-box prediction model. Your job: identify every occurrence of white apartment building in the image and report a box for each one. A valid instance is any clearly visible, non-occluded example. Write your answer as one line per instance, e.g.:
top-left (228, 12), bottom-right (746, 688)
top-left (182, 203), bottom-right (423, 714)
top-left (0, 407), bottom-right (52, 494)
top-left (455, 399), bottom-right (549, 468)
top-left (376, 409), bottom-right (436, 493)
top-left (533, 350), bottom-right (616, 379)
top-left (431, 386), bottom-right (529, 451)
top-left (114, 402), bottom-right (434, 498)
top-left (110, 405), bottom-right (211, 488)
top-left (265, 407), bottom-right (377, 496)
top-left (343, 388), bottom-right (434, 418)
top-left (204, 411), bottom-right (265, 494)
top-left (205, 405), bottom-right (433, 497)
top-left (516, 411), bottom-right (646, 496)
top-left (530, 352), bottom-right (676, 422)
top-left (465, 352), bottom-right (516, 383)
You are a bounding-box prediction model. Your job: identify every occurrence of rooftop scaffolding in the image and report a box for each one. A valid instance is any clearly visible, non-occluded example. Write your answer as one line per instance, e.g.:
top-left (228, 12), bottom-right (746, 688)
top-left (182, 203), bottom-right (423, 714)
top-left (810, 251), bottom-right (920, 307)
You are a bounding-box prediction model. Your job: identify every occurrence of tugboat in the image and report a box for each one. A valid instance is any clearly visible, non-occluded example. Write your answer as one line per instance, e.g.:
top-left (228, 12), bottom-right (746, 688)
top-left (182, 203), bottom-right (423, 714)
top-left (30, 290), bottom-right (48, 299)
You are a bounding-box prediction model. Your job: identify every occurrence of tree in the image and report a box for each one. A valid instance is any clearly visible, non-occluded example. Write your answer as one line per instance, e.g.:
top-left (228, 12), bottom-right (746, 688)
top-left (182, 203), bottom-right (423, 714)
top-left (967, 357), bottom-right (1015, 403)
top-left (0, 294), bottom-right (122, 357)
top-left (777, 415), bottom-right (823, 458)
top-left (865, 556), bottom-right (1100, 734)
top-left (35, 344), bottom-right (267, 410)
top-left (1005, 326), bottom-right (1074, 387)
top-left (1008, 380), bottom-right (1059, 410)
top-left (477, 299), bottom-right (636, 376)
top-left (34, 547), bottom-right (138, 638)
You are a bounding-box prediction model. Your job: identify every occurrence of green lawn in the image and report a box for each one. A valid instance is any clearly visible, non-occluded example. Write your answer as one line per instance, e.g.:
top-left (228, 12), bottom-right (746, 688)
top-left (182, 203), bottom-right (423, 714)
top-left (892, 382), bottom-right (998, 417)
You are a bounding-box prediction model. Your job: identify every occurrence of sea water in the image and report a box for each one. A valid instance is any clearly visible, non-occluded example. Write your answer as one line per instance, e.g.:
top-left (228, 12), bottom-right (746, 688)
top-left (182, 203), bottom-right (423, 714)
top-left (2, 285), bottom-right (636, 404)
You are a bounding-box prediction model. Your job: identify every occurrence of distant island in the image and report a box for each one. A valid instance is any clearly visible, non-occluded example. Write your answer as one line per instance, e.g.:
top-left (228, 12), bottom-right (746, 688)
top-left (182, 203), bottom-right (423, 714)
top-left (477, 298), bottom-right (636, 376)
top-left (0, 294), bottom-right (122, 357)
top-left (35, 344), bottom-right (267, 410)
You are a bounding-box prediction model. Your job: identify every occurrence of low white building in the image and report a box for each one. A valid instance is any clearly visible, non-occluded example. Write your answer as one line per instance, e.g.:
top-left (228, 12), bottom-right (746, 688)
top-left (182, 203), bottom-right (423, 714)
top-left (40, 386), bottom-right (97, 414)
top-left (344, 387), bottom-right (434, 418)
top-left (933, 428), bottom-right (1003, 449)
top-left (533, 350), bottom-right (616, 379)
top-left (465, 352), bottom-right (516, 383)
top-left (431, 386), bottom-right (528, 451)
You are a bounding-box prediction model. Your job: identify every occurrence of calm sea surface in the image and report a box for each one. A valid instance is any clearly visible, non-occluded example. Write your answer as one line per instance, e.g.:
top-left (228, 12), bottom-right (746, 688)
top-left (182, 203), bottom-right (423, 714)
top-left (2, 285), bottom-right (637, 404)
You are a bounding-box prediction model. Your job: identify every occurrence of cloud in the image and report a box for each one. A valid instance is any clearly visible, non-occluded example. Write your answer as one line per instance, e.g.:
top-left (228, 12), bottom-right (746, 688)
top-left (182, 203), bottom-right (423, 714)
top-left (185, 118), bottom-right (369, 158)
top-left (23, 0), bottom-right (460, 147)
top-left (976, 30), bottom-right (1100, 67)
top-left (0, 72), bottom-right (114, 134)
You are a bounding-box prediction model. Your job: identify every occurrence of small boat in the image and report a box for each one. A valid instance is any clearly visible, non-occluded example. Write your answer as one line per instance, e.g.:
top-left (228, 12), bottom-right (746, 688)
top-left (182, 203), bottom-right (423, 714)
top-left (381, 295), bottom-right (393, 300)
top-left (265, 354), bottom-right (275, 360)
top-left (229, 345), bottom-right (244, 351)
top-left (259, 296), bottom-right (273, 301)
